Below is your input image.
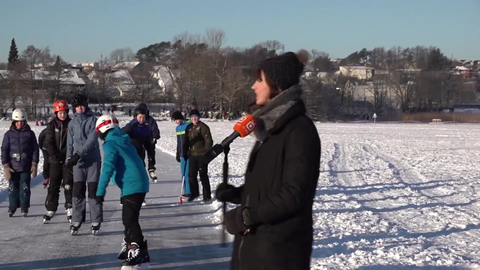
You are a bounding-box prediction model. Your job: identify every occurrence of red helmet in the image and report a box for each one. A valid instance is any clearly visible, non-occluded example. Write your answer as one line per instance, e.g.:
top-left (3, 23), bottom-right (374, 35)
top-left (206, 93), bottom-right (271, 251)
top-left (53, 100), bottom-right (69, 113)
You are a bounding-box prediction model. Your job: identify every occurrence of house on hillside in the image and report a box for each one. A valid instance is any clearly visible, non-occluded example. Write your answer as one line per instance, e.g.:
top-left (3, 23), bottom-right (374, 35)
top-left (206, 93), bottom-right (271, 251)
top-left (339, 66), bottom-right (374, 80)
top-left (88, 69), bottom-right (135, 98)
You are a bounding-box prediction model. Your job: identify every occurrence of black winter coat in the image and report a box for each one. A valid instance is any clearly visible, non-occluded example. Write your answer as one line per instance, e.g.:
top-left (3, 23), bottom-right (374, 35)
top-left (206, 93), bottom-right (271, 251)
top-left (228, 88), bottom-right (321, 270)
top-left (44, 117), bottom-right (71, 164)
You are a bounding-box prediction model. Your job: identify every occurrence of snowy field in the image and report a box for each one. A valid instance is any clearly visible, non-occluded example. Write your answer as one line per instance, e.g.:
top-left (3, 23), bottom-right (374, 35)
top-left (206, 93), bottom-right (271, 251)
top-left (2, 115), bottom-right (480, 269)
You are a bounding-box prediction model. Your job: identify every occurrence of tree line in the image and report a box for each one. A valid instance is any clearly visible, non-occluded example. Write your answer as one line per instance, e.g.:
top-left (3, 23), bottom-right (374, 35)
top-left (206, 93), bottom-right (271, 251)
top-left (1, 28), bottom-right (478, 120)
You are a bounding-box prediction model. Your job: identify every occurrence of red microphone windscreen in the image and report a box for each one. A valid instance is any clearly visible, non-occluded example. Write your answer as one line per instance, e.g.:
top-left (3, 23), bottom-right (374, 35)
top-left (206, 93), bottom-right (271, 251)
top-left (233, 115), bottom-right (257, 137)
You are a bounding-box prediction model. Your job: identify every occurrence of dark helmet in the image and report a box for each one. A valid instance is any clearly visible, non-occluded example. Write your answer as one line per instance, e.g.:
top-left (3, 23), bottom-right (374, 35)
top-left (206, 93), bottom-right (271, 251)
top-left (71, 94), bottom-right (88, 108)
top-left (134, 107), bottom-right (147, 117)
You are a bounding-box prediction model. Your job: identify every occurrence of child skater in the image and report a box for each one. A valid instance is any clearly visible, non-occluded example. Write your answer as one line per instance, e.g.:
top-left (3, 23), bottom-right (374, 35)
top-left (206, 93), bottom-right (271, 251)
top-left (2, 108), bottom-right (39, 217)
top-left (94, 114), bottom-right (150, 268)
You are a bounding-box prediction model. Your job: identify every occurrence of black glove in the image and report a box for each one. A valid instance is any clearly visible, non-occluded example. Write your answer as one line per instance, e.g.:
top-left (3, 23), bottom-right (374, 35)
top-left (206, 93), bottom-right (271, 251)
top-left (216, 183), bottom-right (242, 204)
top-left (224, 206), bottom-right (250, 235)
top-left (66, 153), bottom-right (81, 168)
top-left (176, 154), bottom-right (181, 163)
top-left (95, 196), bottom-right (104, 205)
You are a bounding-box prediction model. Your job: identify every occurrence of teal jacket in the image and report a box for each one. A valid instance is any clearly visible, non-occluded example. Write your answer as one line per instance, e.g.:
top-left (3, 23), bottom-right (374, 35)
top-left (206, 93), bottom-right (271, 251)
top-left (96, 127), bottom-right (149, 197)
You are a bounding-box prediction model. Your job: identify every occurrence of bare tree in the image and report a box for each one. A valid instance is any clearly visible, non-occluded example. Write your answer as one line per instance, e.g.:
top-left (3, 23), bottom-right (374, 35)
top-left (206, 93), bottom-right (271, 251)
top-left (367, 72), bottom-right (388, 113)
top-left (204, 28), bottom-right (226, 52)
top-left (389, 70), bottom-right (418, 112)
top-left (109, 47), bottom-right (136, 64)
top-left (258, 40), bottom-right (284, 54)
top-left (222, 68), bottom-right (249, 115)
top-left (203, 28), bottom-right (228, 112)
top-left (21, 45), bottom-right (42, 68)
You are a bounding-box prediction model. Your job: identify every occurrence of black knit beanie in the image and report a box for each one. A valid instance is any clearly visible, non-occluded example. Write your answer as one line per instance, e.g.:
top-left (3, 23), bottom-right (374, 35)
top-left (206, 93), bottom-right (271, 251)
top-left (171, 111), bottom-right (184, 120)
top-left (258, 50), bottom-right (309, 91)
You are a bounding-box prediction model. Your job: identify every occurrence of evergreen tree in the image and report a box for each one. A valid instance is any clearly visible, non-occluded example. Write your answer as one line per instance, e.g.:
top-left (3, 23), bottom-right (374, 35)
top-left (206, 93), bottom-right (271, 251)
top-left (7, 38), bottom-right (19, 70)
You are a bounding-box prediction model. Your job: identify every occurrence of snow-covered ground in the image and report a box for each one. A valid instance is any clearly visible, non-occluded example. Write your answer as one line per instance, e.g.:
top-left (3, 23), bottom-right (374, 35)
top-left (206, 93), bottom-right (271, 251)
top-left (2, 115), bottom-right (480, 269)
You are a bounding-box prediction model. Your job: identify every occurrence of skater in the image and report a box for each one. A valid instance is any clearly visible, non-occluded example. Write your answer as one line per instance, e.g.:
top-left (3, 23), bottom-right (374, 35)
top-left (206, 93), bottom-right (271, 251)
top-left (2, 108), bottom-right (39, 217)
top-left (182, 109), bottom-right (213, 202)
top-left (215, 50), bottom-right (320, 269)
top-left (136, 103), bottom-right (160, 181)
top-left (43, 100), bottom-right (74, 224)
top-left (122, 107), bottom-right (156, 207)
top-left (95, 114), bottom-right (150, 267)
top-left (171, 110), bottom-right (191, 197)
top-left (66, 94), bottom-right (103, 234)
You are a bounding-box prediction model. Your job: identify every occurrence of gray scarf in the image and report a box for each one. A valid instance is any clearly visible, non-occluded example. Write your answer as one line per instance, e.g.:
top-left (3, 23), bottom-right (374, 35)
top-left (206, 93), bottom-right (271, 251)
top-left (250, 85), bottom-right (303, 141)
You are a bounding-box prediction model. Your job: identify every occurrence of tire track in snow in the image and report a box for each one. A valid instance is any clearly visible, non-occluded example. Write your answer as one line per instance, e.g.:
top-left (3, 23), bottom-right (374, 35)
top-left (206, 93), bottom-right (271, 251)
top-left (314, 141), bottom-right (480, 267)
top-left (360, 144), bottom-right (480, 264)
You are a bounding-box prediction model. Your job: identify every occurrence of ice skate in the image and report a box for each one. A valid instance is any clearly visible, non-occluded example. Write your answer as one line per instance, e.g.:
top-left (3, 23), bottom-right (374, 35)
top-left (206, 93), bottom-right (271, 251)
top-left (120, 262), bottom-right (151, 270)
top-left (148, 170), bottom-right (157, 183)
top-left (43, 211), bottom-right (55, 224)
top-left (21, 208), bottom-right (28, 217)
top-left (121, 241), bottom-right (150, 269)
top-left (91, 222), bottom-right (101, 235)
top-left (8, 208), bottom-right (15, 217)
top-left (66, 208), bottom-right (72, 223)
top-left (117, 238), bottom-right (128, 260)
top-left (70, 222), bottom-right (81, 235)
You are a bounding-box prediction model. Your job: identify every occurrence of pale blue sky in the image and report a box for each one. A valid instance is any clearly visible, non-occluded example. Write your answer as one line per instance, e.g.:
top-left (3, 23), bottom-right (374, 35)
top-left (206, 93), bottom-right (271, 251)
top-left (0, 0), bottom-right (479, 62)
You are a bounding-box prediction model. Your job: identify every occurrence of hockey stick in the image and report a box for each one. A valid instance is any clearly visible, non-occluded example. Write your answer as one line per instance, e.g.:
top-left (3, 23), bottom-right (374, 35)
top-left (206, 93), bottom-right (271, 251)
top-left (180, 158), bottom-right (187, 205)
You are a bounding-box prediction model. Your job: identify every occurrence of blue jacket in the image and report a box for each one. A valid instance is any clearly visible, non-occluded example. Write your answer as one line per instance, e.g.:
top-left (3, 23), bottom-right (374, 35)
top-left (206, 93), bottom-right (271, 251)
top-left (175, 119), bottom-right (191, 158)
top-left (1, 124), bottom-right (39, 172)
top-left (96, 127), bottom-right (149, 197)
top-left (122, 119), bottom-right (155, 161)
top-left (66, 109), bottom-right (101, 165)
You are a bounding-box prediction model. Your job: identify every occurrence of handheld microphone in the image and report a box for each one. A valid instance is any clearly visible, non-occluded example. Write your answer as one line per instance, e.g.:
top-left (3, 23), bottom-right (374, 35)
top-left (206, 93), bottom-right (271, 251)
top-left (204, 115), bottom-right (257, 164)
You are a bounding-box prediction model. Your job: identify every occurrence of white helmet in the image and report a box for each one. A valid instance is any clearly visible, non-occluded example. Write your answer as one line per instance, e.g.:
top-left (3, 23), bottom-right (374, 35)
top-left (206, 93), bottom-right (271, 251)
top-left (12, 108), bottom-right (27, 121)
top-left (95, 114), bottom-right (119, 137)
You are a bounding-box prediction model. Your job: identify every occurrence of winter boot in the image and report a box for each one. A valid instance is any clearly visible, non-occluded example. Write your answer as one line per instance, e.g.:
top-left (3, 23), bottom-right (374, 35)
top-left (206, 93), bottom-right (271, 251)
top-left (8, 208), bottom-right (15, 217)
top-left (66, 208), bottom-right (72, 223)
top-left (21, 208), bottom-right (28, 217)
top-left (70, 222), bottom-right (81, 235)
top-left (117, 238), bottom-right (128, 260)
top-left (43, 211), bottom-right (56, 224)
top-left (91, 222), bottom-right (101, 235)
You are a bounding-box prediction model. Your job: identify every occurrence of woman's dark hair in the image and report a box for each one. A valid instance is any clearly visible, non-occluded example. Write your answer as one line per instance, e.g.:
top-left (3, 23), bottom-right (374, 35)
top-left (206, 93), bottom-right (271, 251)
top-left (254, 69), bottom-right (281, 99)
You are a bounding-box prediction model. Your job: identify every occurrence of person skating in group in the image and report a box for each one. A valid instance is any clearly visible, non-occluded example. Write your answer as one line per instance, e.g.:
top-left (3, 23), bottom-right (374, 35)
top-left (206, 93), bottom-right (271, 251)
top-left (122, 106), bottom-right (156, 206)
top-left (172, 110), bottom-right (191, 197)
top-left (136, 103), bottom-right (160, 181)
top-left (95, 114), bottom-right (150, 267)
top-left (2, 109), bottom-right (39, 217)
top-left (42, 100), bottom-right (74, 224)
top-left (215, 50), bottom-right (321, 269)
top-left (182, 109), bottom-right (213, 202)
top-left (66, 94), bottom-right (103, 235)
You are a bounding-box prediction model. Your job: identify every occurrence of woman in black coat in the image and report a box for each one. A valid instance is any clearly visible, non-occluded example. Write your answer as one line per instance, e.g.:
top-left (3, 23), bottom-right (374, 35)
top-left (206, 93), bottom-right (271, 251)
top-left (216, 50), bottom-right (321, 270)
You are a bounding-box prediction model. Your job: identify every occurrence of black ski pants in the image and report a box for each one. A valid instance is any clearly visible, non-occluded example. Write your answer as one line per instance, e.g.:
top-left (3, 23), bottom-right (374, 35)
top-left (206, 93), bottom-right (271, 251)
top-left (123, 193), bottom-right (146, 245)
top-left (45, 163), bottom-right (73, 211)
top-left (188, 155), bottom-right (211, 199)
